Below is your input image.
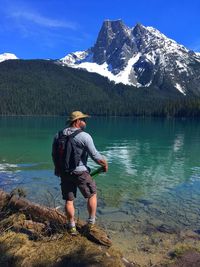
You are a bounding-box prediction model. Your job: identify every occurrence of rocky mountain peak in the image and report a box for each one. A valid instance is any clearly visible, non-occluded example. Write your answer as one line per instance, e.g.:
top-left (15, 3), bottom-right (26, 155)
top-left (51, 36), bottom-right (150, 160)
top-left (60, 20), bottom-right (200, 96)
top-left (92, 19), bottom-right (132, 67)
top-left (132, 23), bottom-right (147, 36)
top-left (94, 19), bottom-right (129, 46)
top-left (102, 19), bottom-right (126, 30)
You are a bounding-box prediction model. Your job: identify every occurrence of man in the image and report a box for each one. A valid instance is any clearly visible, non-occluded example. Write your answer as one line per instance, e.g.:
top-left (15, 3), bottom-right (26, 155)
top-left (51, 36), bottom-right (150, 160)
top-left (52, 111), bottom-right (108, 235)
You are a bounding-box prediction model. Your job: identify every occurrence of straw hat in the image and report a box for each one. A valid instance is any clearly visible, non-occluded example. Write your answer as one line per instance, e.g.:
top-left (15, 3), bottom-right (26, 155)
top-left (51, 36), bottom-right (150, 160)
top-left (67, 111), bottom-right (90, 123)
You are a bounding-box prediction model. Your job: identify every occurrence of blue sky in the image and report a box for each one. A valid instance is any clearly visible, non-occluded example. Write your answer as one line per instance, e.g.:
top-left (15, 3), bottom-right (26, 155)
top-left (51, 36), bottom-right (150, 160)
top-left (0, 0), bottom-right (200, 59)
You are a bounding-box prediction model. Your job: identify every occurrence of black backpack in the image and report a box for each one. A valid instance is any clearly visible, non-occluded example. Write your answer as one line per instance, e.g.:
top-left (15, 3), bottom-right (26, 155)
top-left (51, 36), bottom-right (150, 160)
top-left (52, 129), bottom-right (82, 176)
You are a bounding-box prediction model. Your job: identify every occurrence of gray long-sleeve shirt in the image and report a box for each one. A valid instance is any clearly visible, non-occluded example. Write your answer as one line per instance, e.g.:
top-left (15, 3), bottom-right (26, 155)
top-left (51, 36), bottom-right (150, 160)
top-left (53, 127), bottom-right (104, 172)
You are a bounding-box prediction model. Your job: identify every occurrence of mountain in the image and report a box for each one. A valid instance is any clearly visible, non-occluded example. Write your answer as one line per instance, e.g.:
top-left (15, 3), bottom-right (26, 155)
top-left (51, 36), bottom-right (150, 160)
top-left (0, 20), bottom-right (200, 116)
top-left (0, 53), bottom-right (18, 63)
top-left (60, 20), bottom-right (200, 96)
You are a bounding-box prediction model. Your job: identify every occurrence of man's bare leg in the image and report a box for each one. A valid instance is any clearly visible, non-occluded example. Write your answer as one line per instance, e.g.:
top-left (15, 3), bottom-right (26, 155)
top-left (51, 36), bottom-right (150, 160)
top-left (65, 200), bottom-right (78, 235)
top-left (65, 200), bottom-right (75, 225)
top-left (87, 193), bottom-right (97, 224)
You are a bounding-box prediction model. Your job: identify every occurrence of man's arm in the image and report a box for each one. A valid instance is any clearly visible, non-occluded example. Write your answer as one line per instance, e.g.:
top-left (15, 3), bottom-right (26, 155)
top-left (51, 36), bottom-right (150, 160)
top-left (84, 134), bottom-right (108, 172)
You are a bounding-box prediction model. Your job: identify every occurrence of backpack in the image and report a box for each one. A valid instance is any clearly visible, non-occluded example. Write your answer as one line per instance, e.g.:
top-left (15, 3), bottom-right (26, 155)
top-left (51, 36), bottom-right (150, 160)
top-left (52, 129), bottom-right (82, 176)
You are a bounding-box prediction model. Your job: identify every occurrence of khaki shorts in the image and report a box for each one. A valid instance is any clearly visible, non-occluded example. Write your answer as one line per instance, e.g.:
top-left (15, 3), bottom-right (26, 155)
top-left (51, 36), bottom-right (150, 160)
top-left (60, 171), bottom-right (97, 200)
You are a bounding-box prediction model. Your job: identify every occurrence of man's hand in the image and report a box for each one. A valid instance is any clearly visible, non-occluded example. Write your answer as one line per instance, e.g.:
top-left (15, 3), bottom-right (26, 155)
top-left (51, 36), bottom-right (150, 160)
top-left (97, 159), bottom-right (108, 172)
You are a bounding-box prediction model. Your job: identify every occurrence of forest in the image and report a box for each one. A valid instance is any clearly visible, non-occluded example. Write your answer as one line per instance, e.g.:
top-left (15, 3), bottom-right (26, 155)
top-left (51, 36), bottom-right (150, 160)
top-left (0, 59), bottom-right (200, 117)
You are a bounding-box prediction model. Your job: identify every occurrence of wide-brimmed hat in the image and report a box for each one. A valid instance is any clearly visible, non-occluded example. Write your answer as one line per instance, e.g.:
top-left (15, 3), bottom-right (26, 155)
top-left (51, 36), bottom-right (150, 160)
top-left (67, 111), bottom-right (90, 123)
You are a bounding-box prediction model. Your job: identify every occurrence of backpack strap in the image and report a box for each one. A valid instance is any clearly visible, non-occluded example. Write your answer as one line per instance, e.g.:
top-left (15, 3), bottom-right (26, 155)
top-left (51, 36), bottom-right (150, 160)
top-left (58, 129), bottom-right (82, 139)
top-left (68, 129), bottom-right (82, 139)
top-left (58, 130), bottom-right (64, 138)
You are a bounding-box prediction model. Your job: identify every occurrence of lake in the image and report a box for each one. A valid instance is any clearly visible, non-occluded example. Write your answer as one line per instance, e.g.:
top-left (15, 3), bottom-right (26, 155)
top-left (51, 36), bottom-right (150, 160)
top-left (1, 116), bottom-right (200, 256)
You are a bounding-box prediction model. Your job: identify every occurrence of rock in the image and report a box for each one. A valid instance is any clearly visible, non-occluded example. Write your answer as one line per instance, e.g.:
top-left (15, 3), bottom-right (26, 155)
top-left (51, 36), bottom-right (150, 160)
top-left (156, 224), bottom-right (178, 234)
top-left (79, 222), bottom-right (112, 247)
top-left (170, 250), bottom-right (200, 267)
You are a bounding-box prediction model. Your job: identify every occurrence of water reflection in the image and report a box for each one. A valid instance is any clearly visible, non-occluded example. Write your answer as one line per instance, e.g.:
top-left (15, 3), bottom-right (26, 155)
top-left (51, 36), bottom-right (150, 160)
top-left (0, 116), bottom-right (200, 231)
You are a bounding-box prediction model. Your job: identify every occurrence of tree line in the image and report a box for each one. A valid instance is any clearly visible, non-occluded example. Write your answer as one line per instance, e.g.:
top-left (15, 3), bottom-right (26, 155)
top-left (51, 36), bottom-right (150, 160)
top-left (0, 59), bottom-right (200, 117)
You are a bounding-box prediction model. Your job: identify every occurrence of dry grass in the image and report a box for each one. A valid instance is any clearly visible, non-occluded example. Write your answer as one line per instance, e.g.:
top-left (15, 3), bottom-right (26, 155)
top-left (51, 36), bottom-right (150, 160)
top-left (0, 212), bottom-right (124, 267)
top-left (1, 210), bottom-right (200, 267)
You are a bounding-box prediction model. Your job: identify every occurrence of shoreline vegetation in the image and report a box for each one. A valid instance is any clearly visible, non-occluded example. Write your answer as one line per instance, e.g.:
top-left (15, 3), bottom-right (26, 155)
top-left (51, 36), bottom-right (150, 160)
top-left (0, 114), bottom-right (200, 121)
top-left (1, 189), bottom-right (200, 266)
top-left (0, 112), bottom-right (200, 118)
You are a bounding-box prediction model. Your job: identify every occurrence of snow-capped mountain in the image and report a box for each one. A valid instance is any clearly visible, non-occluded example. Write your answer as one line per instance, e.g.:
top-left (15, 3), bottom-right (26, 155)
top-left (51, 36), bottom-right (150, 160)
top-left (0, 53), bottom-right (18, 63)
top-left (60, 20), bottom-right (200, 96)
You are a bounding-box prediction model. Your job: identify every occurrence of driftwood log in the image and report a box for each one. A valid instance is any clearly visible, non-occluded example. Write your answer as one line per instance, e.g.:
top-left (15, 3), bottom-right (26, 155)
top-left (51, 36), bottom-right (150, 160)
top-left (0, 189), bottom-right (112, 247)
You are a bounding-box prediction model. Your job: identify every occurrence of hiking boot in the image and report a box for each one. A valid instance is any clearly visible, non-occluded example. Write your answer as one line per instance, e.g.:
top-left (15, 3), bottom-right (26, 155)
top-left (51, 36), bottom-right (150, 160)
top-left (68, 226), bottom-right (79, 236)
top-left (82, 223), bottom-right (96, 235)
top-left (86, 223), bottom-right (95, 231)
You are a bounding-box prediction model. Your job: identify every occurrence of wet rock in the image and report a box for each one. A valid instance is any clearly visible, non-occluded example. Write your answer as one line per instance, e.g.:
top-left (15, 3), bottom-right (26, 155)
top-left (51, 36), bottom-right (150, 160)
top-left (136, 199), bottom-right (153, 206)
top-left (170, 250), bottom-right (200, 267)
top-left (142, 224), bottom-right (157, 235)
top-left (194, 229), bottom-right (200, 235)
top-left (180, 230), bottom-right (200, 240)
top-left (80, 223), bottom-right (112, 247)
top-left (156, 224), bottom-right (178, 234)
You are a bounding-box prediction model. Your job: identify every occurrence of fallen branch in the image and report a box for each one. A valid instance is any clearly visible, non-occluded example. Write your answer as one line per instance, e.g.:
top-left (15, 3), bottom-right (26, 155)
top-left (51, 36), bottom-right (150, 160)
top-left (0, 189), bottom-right (112, 246)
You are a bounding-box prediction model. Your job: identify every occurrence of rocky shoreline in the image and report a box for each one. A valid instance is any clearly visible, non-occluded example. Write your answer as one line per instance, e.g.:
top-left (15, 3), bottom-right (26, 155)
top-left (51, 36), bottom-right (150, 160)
top-left (1, 189), bottom-right (200, 267)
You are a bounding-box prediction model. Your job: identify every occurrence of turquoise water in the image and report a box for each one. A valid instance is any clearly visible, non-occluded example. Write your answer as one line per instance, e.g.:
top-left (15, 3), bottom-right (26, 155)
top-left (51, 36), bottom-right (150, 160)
top-left (1, 116), bottom-right (200, 236)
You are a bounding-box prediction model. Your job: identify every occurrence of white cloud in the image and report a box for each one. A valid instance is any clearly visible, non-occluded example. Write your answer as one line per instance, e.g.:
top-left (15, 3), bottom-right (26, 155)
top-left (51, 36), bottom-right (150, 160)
top-left (9, 10), bottom-right (78, 30)
top-left (1, 1), bottom-right (78, 31)
top-left (0, 2), bottom-right (88, 56)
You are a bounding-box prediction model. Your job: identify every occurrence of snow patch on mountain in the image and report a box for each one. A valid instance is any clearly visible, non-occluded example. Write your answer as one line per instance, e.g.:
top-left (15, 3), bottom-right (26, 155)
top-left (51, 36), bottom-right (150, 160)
top-left (65, 53), bottom-right (142, 86)
top-left (146, 26), bottom-right (188, 53)
top-left (0, 53), bottom-right (18, 63)
top-left (195, 52), bottom-right (200, 62)
top-left (175, 83), bottom-right (186, 95)
top-left (145, 51), bottom-right (157, 65)
top-left (115, 53), bottom-right (141, 85)
top-left (61, 50), bottom-right (93, 65)
top-left (175, 60), bottom-right (188, 74)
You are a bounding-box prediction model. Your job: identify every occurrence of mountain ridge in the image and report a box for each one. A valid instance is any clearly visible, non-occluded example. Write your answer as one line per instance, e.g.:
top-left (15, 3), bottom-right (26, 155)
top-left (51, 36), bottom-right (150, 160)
top-left (60, 20), bottom-right (200, 96)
